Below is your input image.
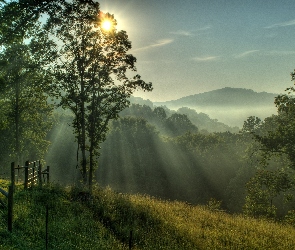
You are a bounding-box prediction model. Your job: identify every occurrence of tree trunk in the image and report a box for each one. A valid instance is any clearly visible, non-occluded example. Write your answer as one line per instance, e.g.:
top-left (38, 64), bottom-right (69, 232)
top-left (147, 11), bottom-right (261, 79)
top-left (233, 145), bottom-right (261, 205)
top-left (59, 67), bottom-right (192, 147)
top-left (15, 80), bottom-right (20, 164)
top-left (81, 79), bottom-right (87, 184)
top-left (88, 90), bottom-right (96, 192)
top-left (89, 147), bottom-right (94, 192)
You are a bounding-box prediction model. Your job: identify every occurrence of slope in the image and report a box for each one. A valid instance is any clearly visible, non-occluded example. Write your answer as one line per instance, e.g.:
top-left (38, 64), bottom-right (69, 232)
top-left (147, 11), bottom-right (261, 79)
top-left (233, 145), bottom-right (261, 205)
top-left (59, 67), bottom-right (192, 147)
top-left (1, 183), bottom-right (295, 250)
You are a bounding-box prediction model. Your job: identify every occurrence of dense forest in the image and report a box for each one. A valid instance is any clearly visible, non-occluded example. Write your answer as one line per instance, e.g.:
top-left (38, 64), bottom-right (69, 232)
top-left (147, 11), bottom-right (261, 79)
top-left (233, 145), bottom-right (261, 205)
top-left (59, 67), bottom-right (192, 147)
top-left (41, 98), bottom-right (295, 219)
top-left (1, 0), bottom-right (295, 226)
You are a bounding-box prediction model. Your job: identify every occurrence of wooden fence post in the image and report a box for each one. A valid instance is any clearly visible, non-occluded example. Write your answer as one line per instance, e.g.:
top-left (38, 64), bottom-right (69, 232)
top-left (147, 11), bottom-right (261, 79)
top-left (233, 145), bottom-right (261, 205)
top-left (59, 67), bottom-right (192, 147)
top-left (32, 161), bottom-right (36, 187)
top-left (46, 205), bottom-right (49, 250)
top-left (10, 162), bottom-right (15, 192)
top-left (8, 185), bottom-right (13, 232)
top-left (129, 230), bottom-right (133, 249)
top-left (24, 161), bottom-right (29, 189)
top-left (38, 163), bottom-right (42, 188)
top-left (46, 166), bottom-right (50, 184)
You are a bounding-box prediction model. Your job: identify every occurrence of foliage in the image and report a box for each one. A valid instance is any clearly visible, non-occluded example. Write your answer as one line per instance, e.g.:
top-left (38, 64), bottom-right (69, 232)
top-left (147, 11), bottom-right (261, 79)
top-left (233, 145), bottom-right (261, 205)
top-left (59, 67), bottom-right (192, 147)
top-left (43, 0), bottom-right (152, 188)
top-left (0, 0), bottom-right (152, 191)
top-left (241, 116), bottom-right (262, 134)
top-left (244, 169), bottom-right (295, 218)
top-left (241, 71), bottom-right (295, 219)
top-left (98, 116), bottom-right (167, 197)
top-left (46, 104), bottom-right (256, 210)
top-left (164, 113), bottom-right (198, 137)
top-left (0, 42), bottom-right (53, 165)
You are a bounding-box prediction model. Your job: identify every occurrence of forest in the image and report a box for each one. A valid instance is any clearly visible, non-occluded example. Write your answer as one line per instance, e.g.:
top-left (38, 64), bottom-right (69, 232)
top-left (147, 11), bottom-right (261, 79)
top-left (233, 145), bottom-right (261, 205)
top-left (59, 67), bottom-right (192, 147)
top-left (44, 98), bottom-right (295, 220)
top-left (1, 0), bottom-right (295, 226)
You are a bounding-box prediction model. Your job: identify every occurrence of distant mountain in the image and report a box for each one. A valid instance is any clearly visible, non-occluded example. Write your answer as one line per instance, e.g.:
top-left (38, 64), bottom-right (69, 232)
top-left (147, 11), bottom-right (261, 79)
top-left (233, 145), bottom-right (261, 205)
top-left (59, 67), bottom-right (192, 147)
top-left (153, 88), bottom-right (279, 128)
top-left (154, 87), bottom-right (278, 108)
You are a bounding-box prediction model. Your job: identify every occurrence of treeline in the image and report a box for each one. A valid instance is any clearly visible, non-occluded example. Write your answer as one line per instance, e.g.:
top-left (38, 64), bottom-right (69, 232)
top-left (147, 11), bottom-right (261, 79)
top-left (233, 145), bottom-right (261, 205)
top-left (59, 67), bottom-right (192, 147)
top-left (127, 96), bottom-right (240, 133)
top-left (2, 83), bottom-right (295, 219)
top-left (46, 102), bottom-right (295, 219)
top-left (98, 105), bottom-right (269, 213)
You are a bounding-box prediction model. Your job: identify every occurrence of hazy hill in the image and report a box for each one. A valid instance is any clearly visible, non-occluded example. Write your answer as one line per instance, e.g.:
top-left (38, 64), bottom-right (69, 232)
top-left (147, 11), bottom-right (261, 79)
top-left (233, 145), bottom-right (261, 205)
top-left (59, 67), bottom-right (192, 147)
top-left (124, 101), bottom-right (239, 133)
top-left (153, 87), bottom-right (278, 127)
top-left (154, 87), bottom-right (277, 107)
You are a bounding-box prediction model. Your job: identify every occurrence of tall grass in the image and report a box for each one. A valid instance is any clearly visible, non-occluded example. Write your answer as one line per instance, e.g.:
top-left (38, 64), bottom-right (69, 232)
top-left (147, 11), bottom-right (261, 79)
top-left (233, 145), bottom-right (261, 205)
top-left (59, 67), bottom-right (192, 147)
top-left (0, 182), bottom-right (295, 249)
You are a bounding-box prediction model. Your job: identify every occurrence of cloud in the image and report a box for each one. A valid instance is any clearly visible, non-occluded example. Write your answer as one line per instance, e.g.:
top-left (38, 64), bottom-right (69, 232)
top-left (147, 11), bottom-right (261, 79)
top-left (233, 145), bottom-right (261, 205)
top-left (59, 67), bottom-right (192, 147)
top-left (235, 50), bottom-right (259, 58)
top-left (132, 39), bottom-right (173, 52)
top-left (170, 25), bottom-right (211, 37)
top-left (264, 50), bottom-right (295, 56)
top-left (233, 50), bottom-right (295, 59)
top-left (265, 19), bottom-right (295, 29)
top-left (198, 25), bottom-right (212, 31)
top-left (170, 30), bottom-right (193, 36)
top-left (192, 56), bottom-right (220, 62)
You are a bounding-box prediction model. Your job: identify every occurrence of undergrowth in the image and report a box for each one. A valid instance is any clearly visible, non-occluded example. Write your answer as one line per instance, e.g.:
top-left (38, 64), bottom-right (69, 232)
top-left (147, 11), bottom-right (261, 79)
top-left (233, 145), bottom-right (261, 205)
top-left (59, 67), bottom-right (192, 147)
top-left (0, 182), bottom-right (295, 249)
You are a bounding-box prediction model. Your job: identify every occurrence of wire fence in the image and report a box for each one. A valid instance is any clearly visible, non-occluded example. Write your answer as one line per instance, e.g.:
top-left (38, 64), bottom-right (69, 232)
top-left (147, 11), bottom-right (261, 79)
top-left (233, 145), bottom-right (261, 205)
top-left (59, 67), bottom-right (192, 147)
top-left (0, 161), bottom-right (132, 249)
top-left (1, 202), bottom-right (126, 250)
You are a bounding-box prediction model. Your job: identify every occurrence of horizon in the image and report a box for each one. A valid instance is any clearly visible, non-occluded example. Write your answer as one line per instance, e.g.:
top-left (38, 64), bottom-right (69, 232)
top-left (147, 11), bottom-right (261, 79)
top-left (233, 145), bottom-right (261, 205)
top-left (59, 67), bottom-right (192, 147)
top-left (134, 86), bottom-right (282, 103)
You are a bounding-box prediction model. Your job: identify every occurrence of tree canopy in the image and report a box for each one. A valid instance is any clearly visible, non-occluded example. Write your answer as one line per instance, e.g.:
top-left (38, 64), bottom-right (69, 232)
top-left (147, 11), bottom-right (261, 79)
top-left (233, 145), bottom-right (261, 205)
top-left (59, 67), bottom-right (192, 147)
top-left (0, 0), bottom-right (152, 190)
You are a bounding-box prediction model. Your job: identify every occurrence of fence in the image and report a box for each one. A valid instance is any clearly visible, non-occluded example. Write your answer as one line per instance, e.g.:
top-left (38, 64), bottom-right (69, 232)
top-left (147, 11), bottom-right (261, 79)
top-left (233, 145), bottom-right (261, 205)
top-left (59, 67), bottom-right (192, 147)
top-left (0, 185), bottom-right (13, 231)
top-left (12, 161), bottom-right (50, 190)
top-left (0, 160), bottom-right (50, 232)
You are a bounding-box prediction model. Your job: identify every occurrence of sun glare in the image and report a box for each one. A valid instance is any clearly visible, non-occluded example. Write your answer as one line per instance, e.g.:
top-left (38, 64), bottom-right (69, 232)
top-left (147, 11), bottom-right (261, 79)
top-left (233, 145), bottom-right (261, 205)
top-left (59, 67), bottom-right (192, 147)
top-left (101, 20), bottom-right (112, 31)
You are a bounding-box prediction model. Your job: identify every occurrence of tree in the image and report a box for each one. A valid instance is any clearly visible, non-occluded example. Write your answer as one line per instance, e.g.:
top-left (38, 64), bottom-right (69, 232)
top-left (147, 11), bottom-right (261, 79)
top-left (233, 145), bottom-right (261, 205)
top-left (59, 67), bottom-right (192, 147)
top-left (241, 116), bottom-right (262, 134)
top-left (244, 169), bottom-right (294, 218)
top-left (46, 1), bottom-right (152, 189)
top-left (0, 42), bottom-right (53, 165)
top-left (241, 70), bottom-right (295, 218)
top-left (164, 113), bottom-right (198, 137)
top-left (0, 0), bottom-right (63, 45)
top-left (250, 70), bottom-right (295, 168)
top-left (0, 0), bottom-right (152, 190)
top-left (153, 106), bottom-right (167, 121)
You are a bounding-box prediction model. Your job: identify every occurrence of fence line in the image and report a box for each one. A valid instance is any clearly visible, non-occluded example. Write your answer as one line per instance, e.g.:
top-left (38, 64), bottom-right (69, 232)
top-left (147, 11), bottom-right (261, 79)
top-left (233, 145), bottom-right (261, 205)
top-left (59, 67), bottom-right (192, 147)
top-left (0, 185), bottom-right (13, 231)
top-left (0, 160), bottom-right (50, 232)
top-left (12, 161), bottom-right (50, 190)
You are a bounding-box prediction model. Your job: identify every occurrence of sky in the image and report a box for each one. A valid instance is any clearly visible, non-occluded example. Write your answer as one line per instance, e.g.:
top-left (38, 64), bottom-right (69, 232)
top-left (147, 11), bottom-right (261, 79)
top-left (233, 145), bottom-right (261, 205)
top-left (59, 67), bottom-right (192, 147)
top-left (99, 0), bottom-right (295, 102)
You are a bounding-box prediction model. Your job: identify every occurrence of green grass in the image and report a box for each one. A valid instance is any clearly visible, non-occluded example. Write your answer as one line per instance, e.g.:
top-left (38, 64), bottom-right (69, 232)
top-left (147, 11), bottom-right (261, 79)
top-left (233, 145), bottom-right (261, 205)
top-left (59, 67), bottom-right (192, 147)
top-left (0, 182), bottom-right (295, 249)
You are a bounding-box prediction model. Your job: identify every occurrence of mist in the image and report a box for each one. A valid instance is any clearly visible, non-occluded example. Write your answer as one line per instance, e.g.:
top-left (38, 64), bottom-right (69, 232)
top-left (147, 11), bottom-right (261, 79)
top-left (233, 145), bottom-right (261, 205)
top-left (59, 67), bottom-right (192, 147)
top-left (181, 105), bottom-right (277, 128)
top-left (43, 102), bottom-right (264, 213)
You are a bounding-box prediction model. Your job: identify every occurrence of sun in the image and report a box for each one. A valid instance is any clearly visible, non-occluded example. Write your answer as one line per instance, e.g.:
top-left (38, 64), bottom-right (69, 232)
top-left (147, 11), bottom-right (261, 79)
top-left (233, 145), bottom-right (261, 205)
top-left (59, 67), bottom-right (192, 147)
top-left (101, 20), bottom-right (112, 31)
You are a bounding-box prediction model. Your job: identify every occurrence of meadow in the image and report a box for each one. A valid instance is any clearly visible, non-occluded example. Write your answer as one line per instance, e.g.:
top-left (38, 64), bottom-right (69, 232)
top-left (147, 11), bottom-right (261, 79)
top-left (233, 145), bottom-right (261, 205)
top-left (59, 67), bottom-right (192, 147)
top-left (1, 181), bottom-right (295, 250)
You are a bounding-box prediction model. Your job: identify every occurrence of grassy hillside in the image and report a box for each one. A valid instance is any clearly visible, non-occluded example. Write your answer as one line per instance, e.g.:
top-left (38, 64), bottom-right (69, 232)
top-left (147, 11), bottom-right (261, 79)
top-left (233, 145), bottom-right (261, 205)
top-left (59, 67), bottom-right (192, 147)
top-left (1, 182), bottom-right (295, 249)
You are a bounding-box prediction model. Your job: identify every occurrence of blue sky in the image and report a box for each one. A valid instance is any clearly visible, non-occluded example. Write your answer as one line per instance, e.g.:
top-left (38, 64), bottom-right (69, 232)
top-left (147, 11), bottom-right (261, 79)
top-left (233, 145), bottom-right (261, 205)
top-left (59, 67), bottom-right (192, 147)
top-left (100, 0), bottom-right (295, 101)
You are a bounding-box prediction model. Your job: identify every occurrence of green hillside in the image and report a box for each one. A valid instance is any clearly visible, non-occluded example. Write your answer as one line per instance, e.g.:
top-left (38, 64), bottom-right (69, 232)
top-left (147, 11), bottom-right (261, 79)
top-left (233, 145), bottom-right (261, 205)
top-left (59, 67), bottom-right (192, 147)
top-left (1, 183), bottom-right (295, 250)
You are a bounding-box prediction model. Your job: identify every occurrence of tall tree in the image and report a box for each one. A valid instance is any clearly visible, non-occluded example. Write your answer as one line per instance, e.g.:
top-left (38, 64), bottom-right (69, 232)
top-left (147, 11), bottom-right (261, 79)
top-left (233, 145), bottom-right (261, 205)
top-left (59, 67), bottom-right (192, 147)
top-left (254, 71), bottom-right (295, 168)
top-left (0, 42), bottom-right (53, 164)
top-left (0, 0), bottom-right (152, 189)
top-left (0, 0), bottom-right (57, 165)
top-left (46, 1), bottom-right (152, 189)
top-left (242, 71), bottom-right (295, 218)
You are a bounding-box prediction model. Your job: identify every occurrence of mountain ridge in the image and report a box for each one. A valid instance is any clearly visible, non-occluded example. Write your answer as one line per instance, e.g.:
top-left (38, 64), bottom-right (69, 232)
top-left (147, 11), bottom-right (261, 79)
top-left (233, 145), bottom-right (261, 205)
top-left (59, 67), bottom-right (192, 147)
top-left (133, 87), bottom-right (279, 127)
top-left (153, 87), bottom-right (278, 108)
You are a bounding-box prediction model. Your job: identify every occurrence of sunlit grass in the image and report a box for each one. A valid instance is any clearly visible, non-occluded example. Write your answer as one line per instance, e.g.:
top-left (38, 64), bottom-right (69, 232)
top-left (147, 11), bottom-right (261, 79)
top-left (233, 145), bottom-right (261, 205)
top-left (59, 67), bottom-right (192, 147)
top-left (0, 183), bottom-right (295, 249)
